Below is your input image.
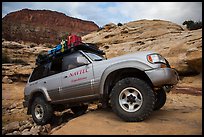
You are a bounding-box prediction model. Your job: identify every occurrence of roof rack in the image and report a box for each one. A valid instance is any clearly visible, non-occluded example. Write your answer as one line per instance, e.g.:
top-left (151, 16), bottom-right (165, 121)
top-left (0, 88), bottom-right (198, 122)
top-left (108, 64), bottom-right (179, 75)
top-left (36, 42), bottom-right (105, 66)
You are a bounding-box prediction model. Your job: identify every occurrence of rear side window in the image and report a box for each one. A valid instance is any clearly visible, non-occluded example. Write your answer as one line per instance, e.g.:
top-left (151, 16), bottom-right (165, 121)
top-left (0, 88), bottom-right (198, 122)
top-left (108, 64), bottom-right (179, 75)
top-left (29, 57), bottom-right (63, 82)
top-left (29, 65), bottom-right (46, 82)
top-left (48, 57), bottom-right (62, 75)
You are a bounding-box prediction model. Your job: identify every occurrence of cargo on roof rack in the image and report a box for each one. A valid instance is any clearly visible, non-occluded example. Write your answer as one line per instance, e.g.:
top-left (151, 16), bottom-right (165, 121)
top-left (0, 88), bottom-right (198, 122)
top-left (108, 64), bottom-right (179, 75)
top-left (36, 42), bottom-right (105, 65)
top-left (36, 34), bottom-right (105, 66)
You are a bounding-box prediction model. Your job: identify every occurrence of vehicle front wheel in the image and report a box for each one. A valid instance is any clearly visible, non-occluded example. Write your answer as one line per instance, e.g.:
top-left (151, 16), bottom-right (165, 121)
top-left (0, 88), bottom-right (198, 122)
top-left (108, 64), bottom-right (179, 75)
top-left (110, 77), bottom-right (155, 122)
top-left (31, 96), bottom-right (53, 125)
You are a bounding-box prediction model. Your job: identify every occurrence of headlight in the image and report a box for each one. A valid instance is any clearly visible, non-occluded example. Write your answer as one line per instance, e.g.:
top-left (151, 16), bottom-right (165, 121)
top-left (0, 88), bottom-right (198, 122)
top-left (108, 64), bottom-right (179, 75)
top-left (147, 53), bottom-right (166, 64)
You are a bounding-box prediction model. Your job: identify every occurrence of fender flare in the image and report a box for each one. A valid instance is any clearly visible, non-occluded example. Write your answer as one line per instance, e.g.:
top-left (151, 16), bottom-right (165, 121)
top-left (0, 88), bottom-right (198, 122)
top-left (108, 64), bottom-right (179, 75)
top-left (99, 60), bottom-right (152, 95)
top-left (30, 87), bottom-right (51, 102)
top-left (27, 87), bottom-right (51, 114)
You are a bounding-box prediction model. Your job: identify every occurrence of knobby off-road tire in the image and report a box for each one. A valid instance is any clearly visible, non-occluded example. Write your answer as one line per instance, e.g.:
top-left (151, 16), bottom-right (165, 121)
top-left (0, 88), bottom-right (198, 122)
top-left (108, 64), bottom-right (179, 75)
top-left (71, 104), bottom-right (88, 116)
top-left (154, 88), bottom-right (166, 110)
top-left (31, 96), bottom-right (53, 125)
top-left (110, 77), bottom-right (155, 122)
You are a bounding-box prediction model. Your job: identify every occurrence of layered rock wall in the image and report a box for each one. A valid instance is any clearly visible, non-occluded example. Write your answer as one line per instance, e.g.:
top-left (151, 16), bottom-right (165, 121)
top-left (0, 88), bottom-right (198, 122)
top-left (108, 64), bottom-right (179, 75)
top-left (2, 9), bottom-right (99, 44)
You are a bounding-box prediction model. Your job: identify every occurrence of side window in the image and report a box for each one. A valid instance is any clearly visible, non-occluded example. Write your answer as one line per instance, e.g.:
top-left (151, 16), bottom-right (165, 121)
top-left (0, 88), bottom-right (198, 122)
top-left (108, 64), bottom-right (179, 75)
top-left (48, 57), bottom-right (62, 76)
top-left (29, 65), bottom-right (45, 82)
top-left (62, 52), bottom-right (89, 71)
top-left (42, 63), bottom-right (51, 77)
top-left (29, 57), bottom-right (63, 82)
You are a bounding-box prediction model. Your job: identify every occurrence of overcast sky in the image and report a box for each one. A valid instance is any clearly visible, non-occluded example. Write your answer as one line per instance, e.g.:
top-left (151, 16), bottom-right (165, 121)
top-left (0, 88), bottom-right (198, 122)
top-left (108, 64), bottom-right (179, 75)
top-left (2, 2), bottom-right (202, 27)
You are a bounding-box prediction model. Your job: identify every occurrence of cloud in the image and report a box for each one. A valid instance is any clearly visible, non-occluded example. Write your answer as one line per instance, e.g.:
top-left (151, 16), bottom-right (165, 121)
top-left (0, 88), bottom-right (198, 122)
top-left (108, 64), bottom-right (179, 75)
top-left (114, 2), bottom-right (202, 24)
top-left (2, 2), bottom-right (202, 26)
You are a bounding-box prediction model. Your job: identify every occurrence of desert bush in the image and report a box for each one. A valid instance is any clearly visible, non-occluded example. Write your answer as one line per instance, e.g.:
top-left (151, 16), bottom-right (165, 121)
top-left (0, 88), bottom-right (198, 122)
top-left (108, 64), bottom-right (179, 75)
top-left (117, 23), bottom-right (123, 26)
top-left (183, 20), bottom-right (202, 30)
top-left (97, 27), bottom-right (104, 32)
top-left (2, 52), bottom-right (11, 64)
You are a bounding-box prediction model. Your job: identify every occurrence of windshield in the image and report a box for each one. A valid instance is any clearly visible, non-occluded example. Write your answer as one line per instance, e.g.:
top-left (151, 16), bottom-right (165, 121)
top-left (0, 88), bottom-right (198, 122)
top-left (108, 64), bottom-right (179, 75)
top-left (84, 51), bottom-right (106, 61)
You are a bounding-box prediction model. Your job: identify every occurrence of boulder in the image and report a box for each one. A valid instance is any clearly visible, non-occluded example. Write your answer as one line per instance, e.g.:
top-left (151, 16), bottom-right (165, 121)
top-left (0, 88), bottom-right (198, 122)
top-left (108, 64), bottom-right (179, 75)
top-left (2, 76), bottom-right (13, 84)
top-left (3, 121), bottom-right (20, 134)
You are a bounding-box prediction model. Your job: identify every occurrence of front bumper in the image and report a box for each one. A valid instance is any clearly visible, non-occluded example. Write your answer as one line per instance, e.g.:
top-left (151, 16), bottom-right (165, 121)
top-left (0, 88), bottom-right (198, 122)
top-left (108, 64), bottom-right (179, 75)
top-left (145, 68), bottom-right (179, 87)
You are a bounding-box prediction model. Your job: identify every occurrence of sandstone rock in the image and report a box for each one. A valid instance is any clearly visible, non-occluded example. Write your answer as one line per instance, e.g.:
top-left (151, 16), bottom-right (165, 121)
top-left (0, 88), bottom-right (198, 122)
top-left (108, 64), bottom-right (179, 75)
top-left (19, 120), bottom-right (28, 127)
top-left (3, 121), bottom-right (20, 133)
top-left (1, 19), bottom-right (202, 91)
top-left (185, 50), bottom-right (202, 73)
top-left (19, 122), bottom-right (33, 132)
top-left (82, 19), bottom-right (202, 88)
top-left (21, 128), bottom-right (31, 135)
top-left (103, 23), bottom-right (117, 30)
top-left (12, 130), bottom-right (21, 135)
top-left (2, 9), bottom-right (99, 44)
top-left (5, 133), bottom-right (13, 135)
top-left (2, 76), bottom-right (13, 84)
top-left (9, 102), bottom-right (19, 109)
top-left (44, 124), bottom-right (52, 133)
top-left (30, 126), bottom-right (40, 135)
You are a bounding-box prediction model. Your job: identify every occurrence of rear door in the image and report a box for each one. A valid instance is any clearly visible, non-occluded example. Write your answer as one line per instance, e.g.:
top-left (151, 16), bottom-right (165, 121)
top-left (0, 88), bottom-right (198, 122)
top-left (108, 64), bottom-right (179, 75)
top-left (41, 59), bottom-right (62, 101)
top-left (60, 51), bottom-right (95, 100)
top-left (28, 61), bottom-right (62, 102)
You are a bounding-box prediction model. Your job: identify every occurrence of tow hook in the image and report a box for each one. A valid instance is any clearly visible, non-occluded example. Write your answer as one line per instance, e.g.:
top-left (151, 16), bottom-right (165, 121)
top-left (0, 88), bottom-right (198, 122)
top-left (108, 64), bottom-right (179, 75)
top-left (162, 85), bottom-right (173, 93)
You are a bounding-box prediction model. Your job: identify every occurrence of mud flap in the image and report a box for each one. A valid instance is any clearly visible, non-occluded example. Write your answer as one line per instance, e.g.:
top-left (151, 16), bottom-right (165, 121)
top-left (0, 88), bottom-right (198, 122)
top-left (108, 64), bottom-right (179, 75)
top-left (162, 85), bottom-right (173, 93)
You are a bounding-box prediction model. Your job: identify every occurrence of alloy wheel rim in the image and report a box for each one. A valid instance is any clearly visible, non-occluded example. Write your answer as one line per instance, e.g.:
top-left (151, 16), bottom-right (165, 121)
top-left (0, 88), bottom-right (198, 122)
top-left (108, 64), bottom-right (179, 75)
top-left (119, 87), bottom-right (143, 112)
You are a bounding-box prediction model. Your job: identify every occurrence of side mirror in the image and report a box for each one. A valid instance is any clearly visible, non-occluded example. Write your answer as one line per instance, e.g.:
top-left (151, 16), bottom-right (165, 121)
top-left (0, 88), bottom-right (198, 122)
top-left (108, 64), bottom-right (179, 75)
top-left (77, 56), bottom-right (89, 65)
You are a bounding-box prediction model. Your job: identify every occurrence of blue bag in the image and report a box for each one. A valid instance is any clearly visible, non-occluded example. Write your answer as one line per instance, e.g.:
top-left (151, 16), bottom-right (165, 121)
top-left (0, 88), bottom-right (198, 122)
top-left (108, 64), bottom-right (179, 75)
top-left (48, 44), bottom-right (62, 56)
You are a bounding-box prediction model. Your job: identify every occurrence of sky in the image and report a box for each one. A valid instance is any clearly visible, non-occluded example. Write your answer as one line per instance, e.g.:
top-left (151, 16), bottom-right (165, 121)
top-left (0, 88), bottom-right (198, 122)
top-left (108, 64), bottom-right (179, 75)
top-left (2, 2), bottom-right (202, 27)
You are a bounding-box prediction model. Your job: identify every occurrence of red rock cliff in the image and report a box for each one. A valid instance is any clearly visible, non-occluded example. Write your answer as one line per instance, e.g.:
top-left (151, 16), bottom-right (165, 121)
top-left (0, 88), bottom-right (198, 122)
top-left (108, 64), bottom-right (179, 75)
top-left (2, 9), bottom-right (99, 44)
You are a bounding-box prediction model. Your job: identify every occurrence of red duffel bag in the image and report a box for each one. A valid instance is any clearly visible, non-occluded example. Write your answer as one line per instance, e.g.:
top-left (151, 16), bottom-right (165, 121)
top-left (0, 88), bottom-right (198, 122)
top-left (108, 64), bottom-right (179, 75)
top-left (67, 34), bottom-right (82, 48)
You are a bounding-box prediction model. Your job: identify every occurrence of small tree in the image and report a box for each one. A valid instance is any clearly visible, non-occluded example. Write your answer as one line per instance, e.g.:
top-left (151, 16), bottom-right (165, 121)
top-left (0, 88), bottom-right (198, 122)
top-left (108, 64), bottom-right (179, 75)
top-left (117, 23), bottom-right (123, 26)
top-left (183, 20), bottom-right (202, 30)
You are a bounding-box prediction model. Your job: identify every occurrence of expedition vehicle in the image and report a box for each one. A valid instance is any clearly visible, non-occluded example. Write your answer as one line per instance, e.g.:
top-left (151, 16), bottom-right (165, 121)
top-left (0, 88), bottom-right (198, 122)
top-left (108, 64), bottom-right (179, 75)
top-left (23, 47), bottom-right (179, 125)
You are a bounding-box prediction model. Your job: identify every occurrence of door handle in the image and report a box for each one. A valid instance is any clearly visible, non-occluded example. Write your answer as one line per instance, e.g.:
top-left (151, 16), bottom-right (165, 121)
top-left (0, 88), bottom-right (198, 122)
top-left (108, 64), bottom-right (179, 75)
top-left (44, 81), bottom-right (46, 84)
top-left (64, 76), bottom-right (68, 78)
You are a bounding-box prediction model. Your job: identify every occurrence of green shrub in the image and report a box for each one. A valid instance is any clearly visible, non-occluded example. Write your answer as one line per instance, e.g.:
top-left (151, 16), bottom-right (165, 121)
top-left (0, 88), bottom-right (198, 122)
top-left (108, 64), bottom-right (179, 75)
top-left (117, 23), bottom-right (123, 26)
top-left (2, 52), bottom-right (11, 64)
top-left (183, 20), bottom-right (202, 30)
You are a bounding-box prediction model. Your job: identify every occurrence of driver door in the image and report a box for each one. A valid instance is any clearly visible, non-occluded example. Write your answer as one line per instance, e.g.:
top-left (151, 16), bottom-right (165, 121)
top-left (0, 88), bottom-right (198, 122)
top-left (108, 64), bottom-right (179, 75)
top-left (60, 51), bottom-right (94, 101)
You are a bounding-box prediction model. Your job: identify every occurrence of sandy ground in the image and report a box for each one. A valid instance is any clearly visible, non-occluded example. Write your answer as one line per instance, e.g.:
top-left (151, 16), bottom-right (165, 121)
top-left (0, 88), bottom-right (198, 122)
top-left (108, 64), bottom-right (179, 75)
top-left (51, 92), bottom-right (202, 135)
top-left (2, 82), bottom-right (202, 135)
top-left (2, 82), bottom-right (30, 126)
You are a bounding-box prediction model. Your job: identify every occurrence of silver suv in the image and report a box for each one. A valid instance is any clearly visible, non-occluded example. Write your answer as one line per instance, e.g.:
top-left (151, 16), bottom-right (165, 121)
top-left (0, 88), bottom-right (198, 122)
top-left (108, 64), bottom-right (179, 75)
top-left (23, 49), bottom-right (179, 125)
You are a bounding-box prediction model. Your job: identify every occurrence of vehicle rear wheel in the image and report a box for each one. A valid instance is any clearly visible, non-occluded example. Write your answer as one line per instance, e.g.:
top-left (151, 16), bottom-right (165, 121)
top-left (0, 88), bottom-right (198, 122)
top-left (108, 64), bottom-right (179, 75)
top-left (31, 96), bottom-right (53, 125)
top-left (154, 88), bottom-right (166, 110)
top-left (70, 104), bottom-right (88, 116)
top-left (110, 77), bottom-right (155, 122)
